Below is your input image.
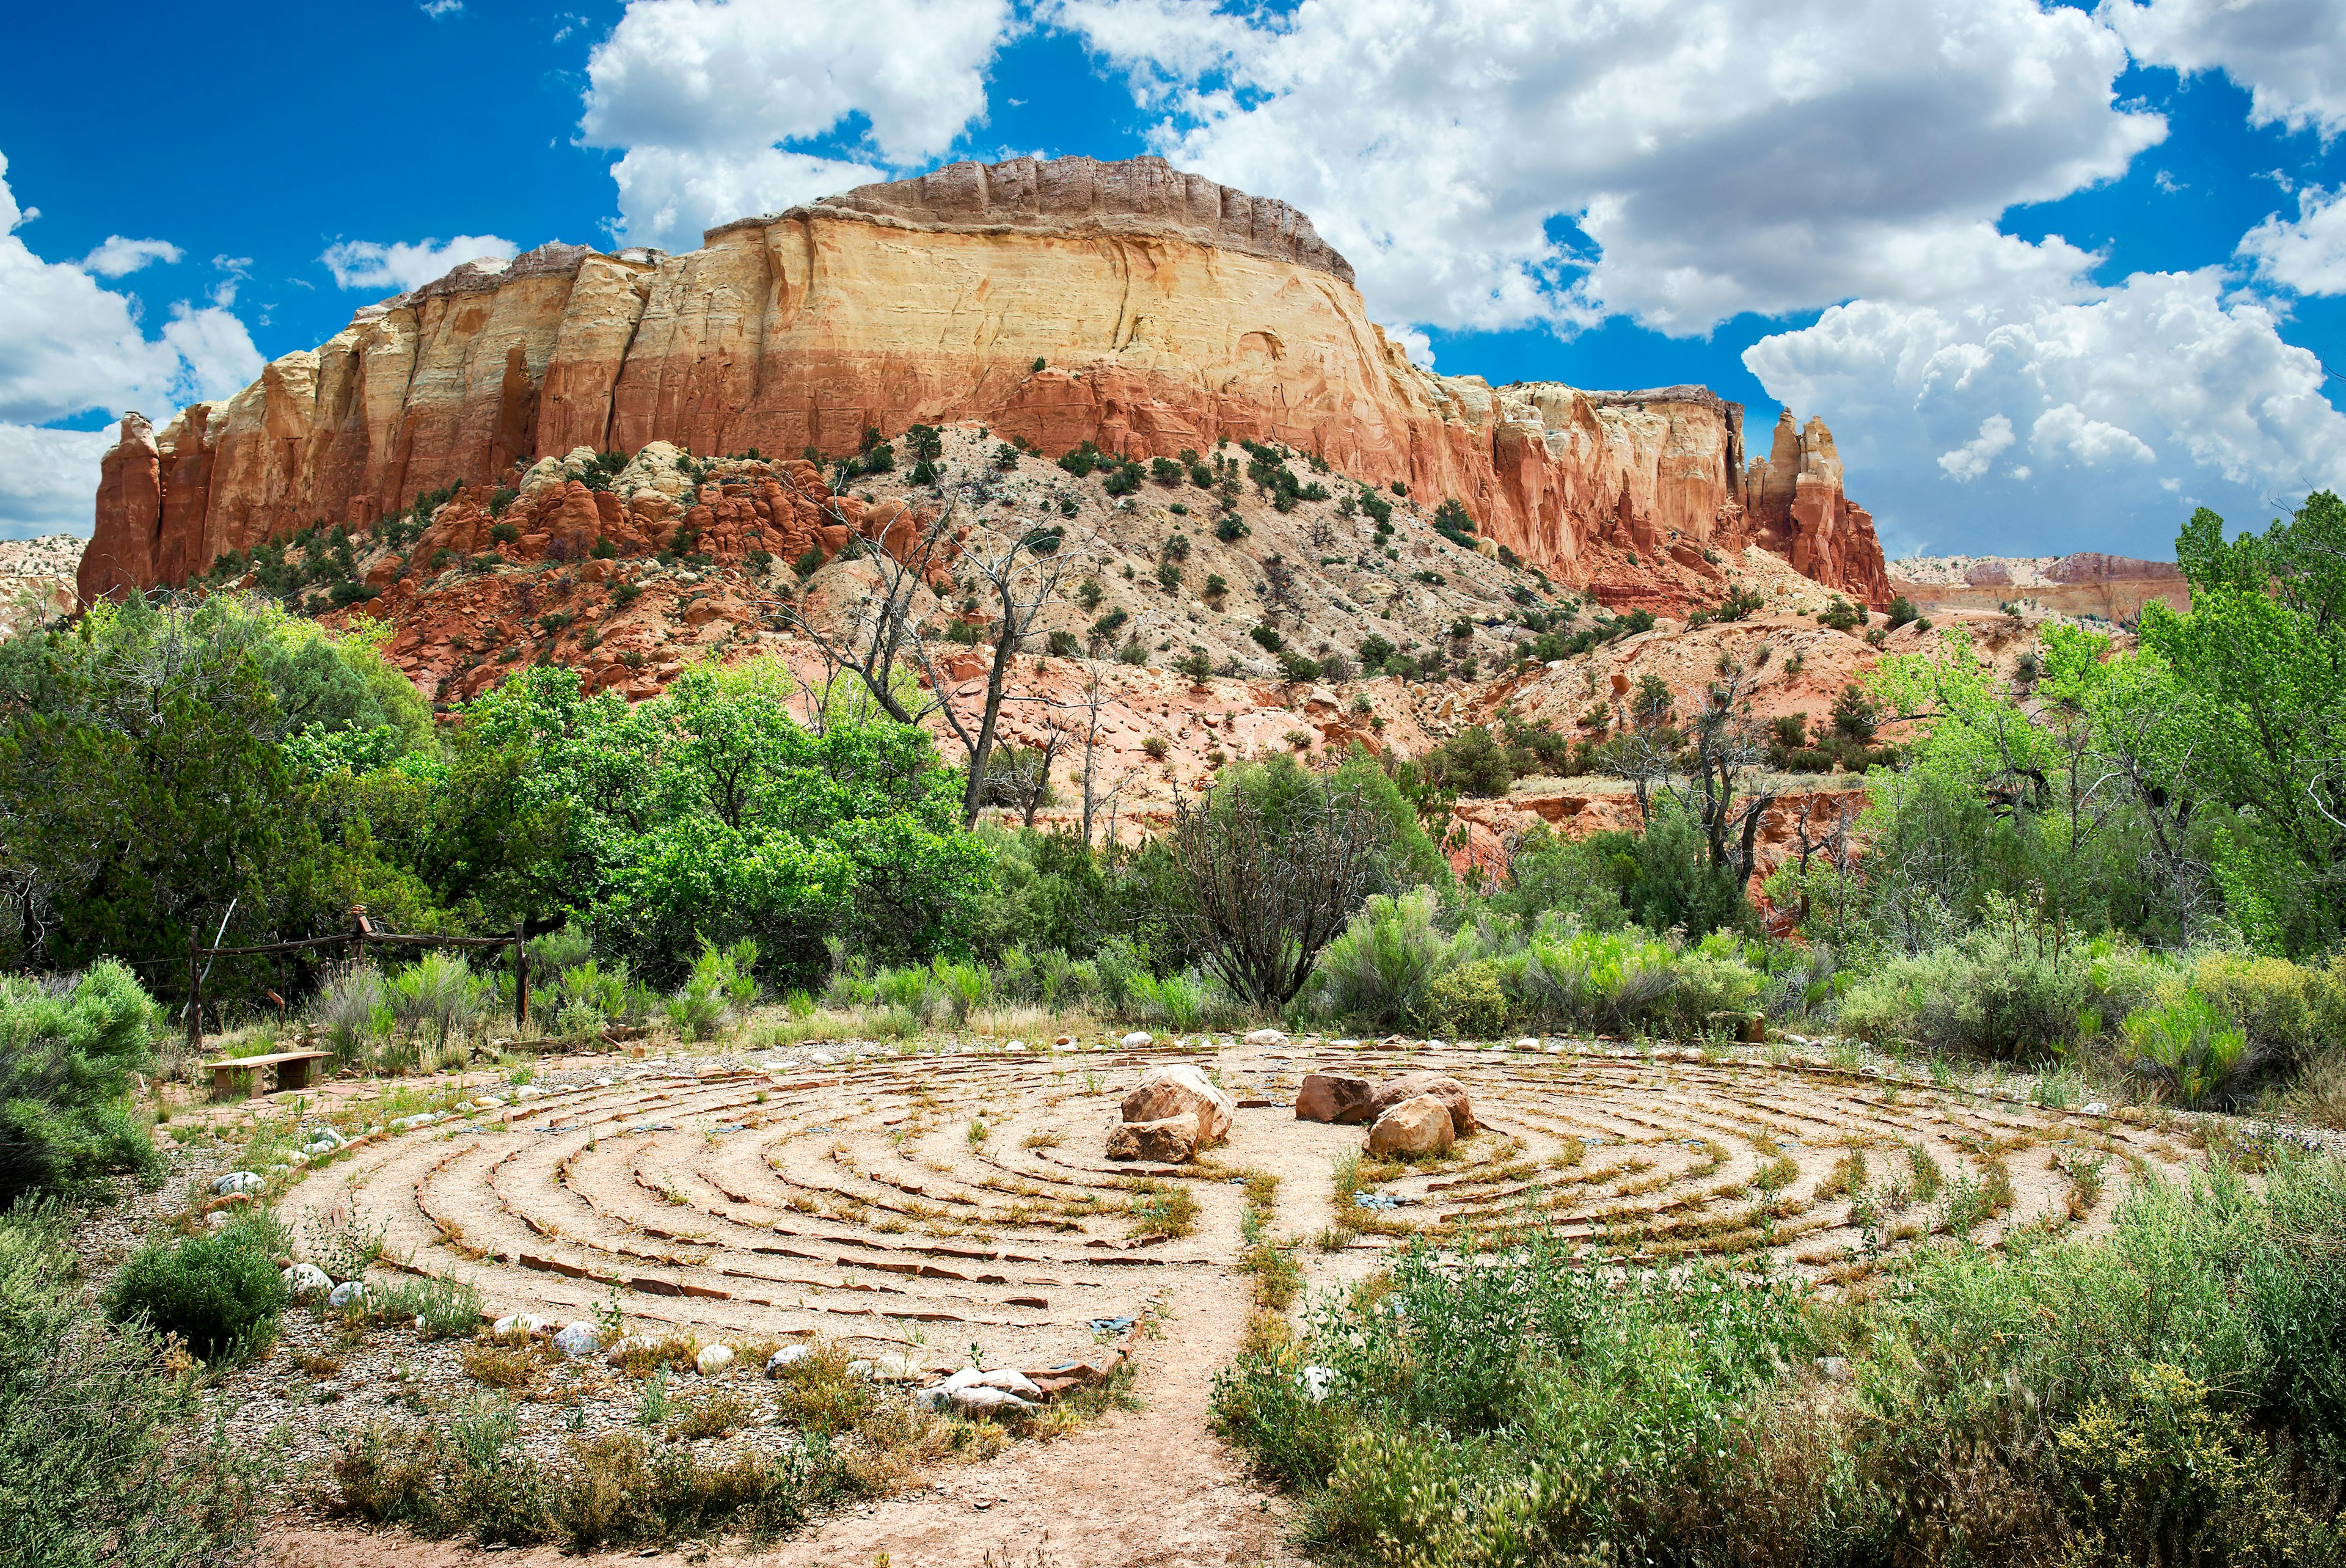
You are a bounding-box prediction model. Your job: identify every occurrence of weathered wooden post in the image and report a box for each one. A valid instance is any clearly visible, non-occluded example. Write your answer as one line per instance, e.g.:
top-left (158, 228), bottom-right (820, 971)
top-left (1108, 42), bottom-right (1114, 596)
top-left (186, 925), bottom-right (202, 1057)
top-left (514, 919), bottom-right (529, 1027)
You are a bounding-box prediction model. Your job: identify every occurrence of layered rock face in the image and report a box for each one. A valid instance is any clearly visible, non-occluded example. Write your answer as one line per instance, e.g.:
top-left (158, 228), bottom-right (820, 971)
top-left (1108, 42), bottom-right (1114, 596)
top-left (81, 154), bottom-right (1888, 609)
top-left (1888, 553), bottom-right (2188, 623)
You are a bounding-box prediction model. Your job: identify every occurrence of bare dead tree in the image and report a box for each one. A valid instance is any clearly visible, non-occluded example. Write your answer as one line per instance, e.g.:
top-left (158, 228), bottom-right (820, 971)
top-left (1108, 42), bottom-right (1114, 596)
top-left (1609, 655), bottom-right (1779, 886)
top-left (910, 526), bottom-right (1073, 826)
top-left (770, 506), bottom-right (952, 733)
top-left (984, 726), bottom-right (1065, 829)
top-left (1679, 657), bottom-right (1781, 888)
top-left (773, 501), bottom-right (1075, 826)
top-left (1051, 669), bottom-right (1140, 847)
top-left (1166, 771), bottom-right (1384, 1008)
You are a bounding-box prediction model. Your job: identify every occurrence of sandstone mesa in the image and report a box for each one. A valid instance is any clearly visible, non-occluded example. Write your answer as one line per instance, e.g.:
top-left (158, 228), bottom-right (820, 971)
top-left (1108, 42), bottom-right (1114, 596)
top-left (78, 155), bottom-right (1888, 611)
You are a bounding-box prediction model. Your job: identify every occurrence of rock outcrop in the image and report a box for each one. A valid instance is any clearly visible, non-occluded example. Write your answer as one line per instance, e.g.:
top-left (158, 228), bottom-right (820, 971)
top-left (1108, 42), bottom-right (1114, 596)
top-left (81, 155), bottom-right (1888, 612)
top-left (1888, 552), bottom-right (2188, 623)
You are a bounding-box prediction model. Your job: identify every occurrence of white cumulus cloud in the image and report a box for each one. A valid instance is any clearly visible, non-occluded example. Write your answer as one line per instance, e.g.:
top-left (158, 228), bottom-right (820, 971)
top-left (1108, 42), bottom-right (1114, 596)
top-left (1938, 415), bottom-right (2016, 481)
top-left (1744, 268), bottom-right (2346, 557)
top-left (1051, 0), bottom-right (2163, 335)
top-left (0, 150), bottom-right (263, 536)
top-left (2100, 0), bottom-right (2346, 137)
top-left (2238, 185), bottom-right (2346, 296)
top-left (80, 236), bottom-right (184, 278)
top-left (321, 233), bottom-right (521, 294)
top-left (0, 423), bottom-right (114, 539)
top-left (582, 0), bottom-right (1017, 249)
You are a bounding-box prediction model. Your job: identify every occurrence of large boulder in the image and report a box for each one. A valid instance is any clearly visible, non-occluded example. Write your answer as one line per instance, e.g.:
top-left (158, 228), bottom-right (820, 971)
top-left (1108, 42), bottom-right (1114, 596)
top-left (1106, 1112), bottom-right (1202, 1164)
top-left (1367, 1072), bottom-right (1477, 1136)
top-left (1367, 1095), bottom-right (1456, 1158)
top-left (1295, 1072), bottom-right (1375, 1125)
top-left (1120, 1063), bottom-right (1233, 1144)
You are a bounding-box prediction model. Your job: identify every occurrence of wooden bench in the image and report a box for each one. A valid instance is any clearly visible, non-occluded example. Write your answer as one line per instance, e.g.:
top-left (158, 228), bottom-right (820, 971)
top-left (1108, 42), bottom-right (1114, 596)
top-left (203, 1049), bottom-right (330, 1099)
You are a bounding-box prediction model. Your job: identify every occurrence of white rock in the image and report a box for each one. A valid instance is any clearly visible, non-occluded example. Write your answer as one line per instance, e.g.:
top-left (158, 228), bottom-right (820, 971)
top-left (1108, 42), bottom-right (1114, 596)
top-left (948, 1385), bottom-right (1037, 1418)
top-left (476, 1095), bottom-right (506, 1109)
top-left (1244, 1028), bottom-right (1288, 1047)
top-left (493, 1313), bottom-right (546, 1337)
top-left (554, 1321), bottom-right (602, 1359)
top-left (1300, 1365), bottom-right (1337, 1402)
top-left (696, 1344), bottom-right (736, 1376)
top-left (2081, 1101), bottom-right (2109, 1115)
top-left (282, 1263), bottom-right (333, 1301)
top-left (1006, 1038), bottom-right (1026, 1051)
top-left (514, 1085), bottom-right (545, 1100)
top-left (327, 1280), bottom-right (368, 1310)
top-left (1120, 1062), bottom-right (1236, 1143)
top-left (205, 1212), bottom-right (230, 1230)
top-left (1334, 1039), bottom-right (1361, 1049)
top-left (1515, 1037), bottom-right (1541, 1051)
top-left (766, 1344), bottom-right (813, 1376)
top-left (211, 1171), bottom-right (263, 1196)
top-left (1120, 1030), bottom-right (1153, 1048)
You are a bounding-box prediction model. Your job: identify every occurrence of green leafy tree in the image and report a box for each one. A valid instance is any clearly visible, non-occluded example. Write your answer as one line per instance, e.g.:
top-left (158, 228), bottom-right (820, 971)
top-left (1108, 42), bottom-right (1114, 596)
top-left (2141, 494), bottom-right (2346, 952)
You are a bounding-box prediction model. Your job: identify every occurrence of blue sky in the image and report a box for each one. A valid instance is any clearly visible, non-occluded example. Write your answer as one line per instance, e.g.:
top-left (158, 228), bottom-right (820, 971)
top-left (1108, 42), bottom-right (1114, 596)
top-left (5, 0), bottom-right (2345, 561)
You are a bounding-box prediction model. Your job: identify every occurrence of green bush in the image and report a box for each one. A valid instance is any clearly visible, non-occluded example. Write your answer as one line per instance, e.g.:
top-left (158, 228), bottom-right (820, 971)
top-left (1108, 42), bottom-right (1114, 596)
top-left (1420, 959), bottom-right (1511, 1037)
top-left (1834, 930), bottom-right (2157, 1062)
top-left (329, 1391), bottom-right (861, 1550)
top-left (104, 1212), bottom-right (288, 1362)
top-left (1218, 1156), bottom-right (2346, 1567)
top-left (2122, 986), bottom-right (2254, 1107)
top-left (1312, 888), bottom-right (1461, 1031)
top-left (665, 938), bottom-right (759, 1041)
top-left (0, 961), bottom-right (159, 1205)
top-left (0, 1204), bottom-right (258, 1566)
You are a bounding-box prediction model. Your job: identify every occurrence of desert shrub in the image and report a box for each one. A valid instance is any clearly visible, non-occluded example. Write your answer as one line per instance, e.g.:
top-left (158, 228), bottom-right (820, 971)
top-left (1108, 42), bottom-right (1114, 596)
top-left (1312, 887), bottom-right (1462, 1032)
top-left (387, 951), bottom-right (488, 1064)
top-left (1833, 930), bottom-right (2157, 1062)
top-left (1859, 1159), bottom-right (2346, 1561)
top-left (103, 1211), bottom-right (287, 1362)
top-left (0, 961), bottom-right (159, 1205)
top-left (309, 963), bottom-right (392, 1065)
top-left (1215, 1238), bottom-right (1824, 1564)
top-left (2122, 986), bottom-right (2256, 1107)
top-left (665, 938), bottom-right (759, 1041)
top-left (1127, 970), bottom-right (1207, 1030)
top-left (329, 1391), bottom-right (861, 1550)
top-left (2192, 950), bottom-right (2346, 1073)
top-left (1221, 1156), bottom-right (2346, 1567)
top-left (2053, 1363), bottom-right (2331, 1565)
top-left (1623, 803), bottom-right (1750, 938)
top-left (1420, 958), bottom-right (1511, 1037)
top-left (1511, 925), bottom-right (1764, 1038)
top-left (0, 1203), bottom-right (259, 1566)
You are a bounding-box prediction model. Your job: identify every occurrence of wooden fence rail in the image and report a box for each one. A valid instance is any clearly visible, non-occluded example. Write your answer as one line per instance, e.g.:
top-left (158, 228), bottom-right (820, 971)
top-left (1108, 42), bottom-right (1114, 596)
top-left (186, 905), bottom-right (529, 1056)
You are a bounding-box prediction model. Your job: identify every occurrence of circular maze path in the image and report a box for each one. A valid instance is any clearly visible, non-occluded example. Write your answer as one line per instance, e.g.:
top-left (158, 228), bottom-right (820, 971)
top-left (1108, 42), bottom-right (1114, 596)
top-left (282, 1034), bottom-right (2207, 1364)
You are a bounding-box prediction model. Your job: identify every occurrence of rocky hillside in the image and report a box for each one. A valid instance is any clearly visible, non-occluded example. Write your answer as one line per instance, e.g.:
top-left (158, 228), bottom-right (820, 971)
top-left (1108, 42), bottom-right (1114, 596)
top-left (1889, 552), bottom-right (2188, 622)
top-left (0, 534), bottom-right (79, 635)
top-left (79, 154), bottom-right (1887, 612)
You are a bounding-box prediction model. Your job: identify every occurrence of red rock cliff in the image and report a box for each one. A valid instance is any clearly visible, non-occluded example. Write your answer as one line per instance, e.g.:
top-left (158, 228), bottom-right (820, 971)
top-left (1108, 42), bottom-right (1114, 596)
top-left (80, 154), bottom-right (1888, 610)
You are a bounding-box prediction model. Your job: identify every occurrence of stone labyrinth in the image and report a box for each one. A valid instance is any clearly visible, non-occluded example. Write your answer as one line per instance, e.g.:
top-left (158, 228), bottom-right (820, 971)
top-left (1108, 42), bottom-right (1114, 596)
top-left (282, 1037), bottom-right (2210, 1365)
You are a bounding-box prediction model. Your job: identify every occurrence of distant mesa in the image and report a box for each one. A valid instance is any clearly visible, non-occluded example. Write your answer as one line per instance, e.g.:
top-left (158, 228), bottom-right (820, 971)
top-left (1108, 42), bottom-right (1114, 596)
top-left (78, 153), bottom-right (1887, 611)
top-left (1890, 552), bottom-right (2188, 622)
